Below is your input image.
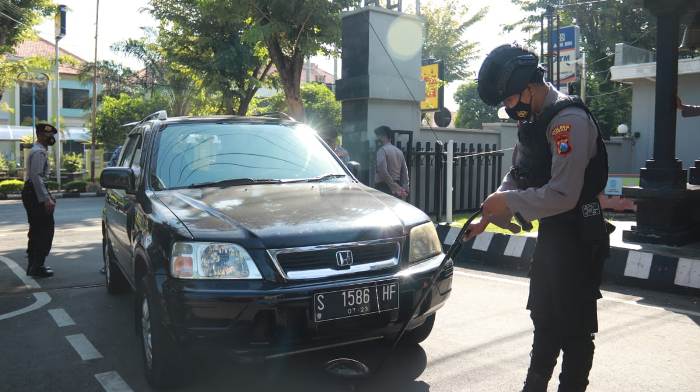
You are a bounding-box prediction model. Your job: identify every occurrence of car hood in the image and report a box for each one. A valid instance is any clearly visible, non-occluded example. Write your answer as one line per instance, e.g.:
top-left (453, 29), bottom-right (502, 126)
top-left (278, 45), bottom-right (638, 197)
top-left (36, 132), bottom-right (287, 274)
top-left (154, 182), bottom-right (428, 249)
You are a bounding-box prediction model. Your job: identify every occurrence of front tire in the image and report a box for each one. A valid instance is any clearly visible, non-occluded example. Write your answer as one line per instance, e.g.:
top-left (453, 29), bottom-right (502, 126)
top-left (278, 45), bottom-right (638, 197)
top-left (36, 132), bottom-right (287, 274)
top-left (136, 278), bottom-right (187, 388)
top-left (403, 314), bottom-right (436, 345)
top-left (103, 238), bottom-right (128, 294)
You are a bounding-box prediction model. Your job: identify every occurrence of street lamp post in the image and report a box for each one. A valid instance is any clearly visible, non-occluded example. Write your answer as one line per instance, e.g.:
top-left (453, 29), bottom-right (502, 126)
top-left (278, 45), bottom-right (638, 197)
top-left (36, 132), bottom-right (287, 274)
top-left (55, 4), bottom-right (66, 188)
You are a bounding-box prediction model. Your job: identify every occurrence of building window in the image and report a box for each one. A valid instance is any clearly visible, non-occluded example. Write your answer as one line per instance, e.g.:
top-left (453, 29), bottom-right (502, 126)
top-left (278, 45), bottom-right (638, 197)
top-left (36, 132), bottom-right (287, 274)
top-left (62, 88), bottom-right (89, 109)
top-left (19, 83), bottom-right (48, 125)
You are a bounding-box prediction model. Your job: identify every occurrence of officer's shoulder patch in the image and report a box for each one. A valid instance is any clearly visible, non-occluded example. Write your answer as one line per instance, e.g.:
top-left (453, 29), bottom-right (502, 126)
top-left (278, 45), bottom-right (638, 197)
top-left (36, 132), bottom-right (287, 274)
top-left (551, 123), bottom-right (572, 156)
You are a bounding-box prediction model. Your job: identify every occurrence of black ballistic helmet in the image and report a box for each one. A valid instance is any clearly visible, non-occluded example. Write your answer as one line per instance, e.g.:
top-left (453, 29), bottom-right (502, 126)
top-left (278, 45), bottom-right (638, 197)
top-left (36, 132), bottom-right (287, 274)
top-left (477, 44), bottom-right (544, 106)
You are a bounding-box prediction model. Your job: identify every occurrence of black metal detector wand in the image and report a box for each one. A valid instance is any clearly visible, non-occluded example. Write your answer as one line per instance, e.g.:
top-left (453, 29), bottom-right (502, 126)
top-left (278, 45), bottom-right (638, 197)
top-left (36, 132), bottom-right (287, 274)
top-left (324, 208), bottom-right (487, 380)
top-left (389, 207), bottom-right (484, 351)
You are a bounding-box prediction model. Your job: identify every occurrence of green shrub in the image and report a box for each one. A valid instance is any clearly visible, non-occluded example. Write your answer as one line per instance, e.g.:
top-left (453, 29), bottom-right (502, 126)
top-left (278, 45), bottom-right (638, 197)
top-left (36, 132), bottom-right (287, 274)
top-left (86, 182), bottom-right (102, 192)
top-left (63, 153), bottom-right (83, 173)
top-left (0, 155), bottom-right (9, 172)
top-left (46, 181), bottom-right (59, 191)
top-left (63, 180), bottom-right (87, 193)
top-left (0, 179), bottom-right (24, 193)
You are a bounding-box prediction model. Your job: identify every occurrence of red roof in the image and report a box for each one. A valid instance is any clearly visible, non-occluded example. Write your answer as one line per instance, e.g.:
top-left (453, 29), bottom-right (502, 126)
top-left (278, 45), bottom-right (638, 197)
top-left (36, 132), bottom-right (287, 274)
top-left (12, 38), bottom-right (85, 75)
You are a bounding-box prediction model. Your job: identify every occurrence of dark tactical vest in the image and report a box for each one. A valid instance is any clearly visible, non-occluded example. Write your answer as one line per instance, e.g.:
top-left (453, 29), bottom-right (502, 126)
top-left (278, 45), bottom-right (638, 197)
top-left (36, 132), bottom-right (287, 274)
top-left (511, 97), bottom-right (609, 237)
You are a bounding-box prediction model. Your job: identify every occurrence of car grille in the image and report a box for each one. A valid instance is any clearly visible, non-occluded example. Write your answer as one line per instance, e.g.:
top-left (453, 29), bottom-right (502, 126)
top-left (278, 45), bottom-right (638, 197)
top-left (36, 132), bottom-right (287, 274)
top-left (269, 240), bottom-right (400, 280)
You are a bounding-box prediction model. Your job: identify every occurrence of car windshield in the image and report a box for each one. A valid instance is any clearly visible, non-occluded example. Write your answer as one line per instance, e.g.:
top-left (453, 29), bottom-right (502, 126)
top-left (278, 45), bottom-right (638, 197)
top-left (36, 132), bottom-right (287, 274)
top-left (152, 122), bottom-right (347, 190)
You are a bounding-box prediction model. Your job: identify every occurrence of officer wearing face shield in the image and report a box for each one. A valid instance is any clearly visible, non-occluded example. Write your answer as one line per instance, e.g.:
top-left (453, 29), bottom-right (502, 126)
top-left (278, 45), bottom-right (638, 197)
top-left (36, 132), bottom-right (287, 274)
top-left (465, 44), bottom-right (611, 392)
top-left (22, 123), bottom-right (58, 278)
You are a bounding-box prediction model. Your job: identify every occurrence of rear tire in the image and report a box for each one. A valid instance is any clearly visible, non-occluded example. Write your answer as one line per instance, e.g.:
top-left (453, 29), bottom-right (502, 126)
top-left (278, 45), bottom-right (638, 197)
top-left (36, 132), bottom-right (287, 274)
top-left (136, 278), bottom-right (187, 389)
top-left (103, 238), bottom-right (129, 294)
top-left (402, 314), bottom-right (436, 345)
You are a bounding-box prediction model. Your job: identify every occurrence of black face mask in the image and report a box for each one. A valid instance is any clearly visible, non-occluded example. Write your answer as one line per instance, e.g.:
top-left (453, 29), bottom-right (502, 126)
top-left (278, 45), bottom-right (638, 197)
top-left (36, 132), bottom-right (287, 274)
top-left (46, 136), bottom-right (56, 146)
top-left (505, 92), bottom-right (532, 121)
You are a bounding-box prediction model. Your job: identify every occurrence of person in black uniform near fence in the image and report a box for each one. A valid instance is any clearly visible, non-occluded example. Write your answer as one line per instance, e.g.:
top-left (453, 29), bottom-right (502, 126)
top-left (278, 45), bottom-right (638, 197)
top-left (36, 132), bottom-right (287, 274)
top-left (22, 123), bottom-right (58, 278)
top-left (464, 44), bottom-right (612, 392)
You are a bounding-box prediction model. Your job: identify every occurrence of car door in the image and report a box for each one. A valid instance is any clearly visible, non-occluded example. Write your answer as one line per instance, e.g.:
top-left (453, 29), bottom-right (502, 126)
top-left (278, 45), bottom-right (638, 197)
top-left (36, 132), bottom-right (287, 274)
top-left (106, 131), bottom-right (142, 271)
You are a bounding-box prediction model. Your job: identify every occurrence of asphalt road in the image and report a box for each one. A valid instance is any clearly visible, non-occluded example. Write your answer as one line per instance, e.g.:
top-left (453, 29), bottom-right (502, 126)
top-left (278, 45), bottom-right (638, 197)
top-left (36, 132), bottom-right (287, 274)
top-left (0, 197), bottom-right (698, 392)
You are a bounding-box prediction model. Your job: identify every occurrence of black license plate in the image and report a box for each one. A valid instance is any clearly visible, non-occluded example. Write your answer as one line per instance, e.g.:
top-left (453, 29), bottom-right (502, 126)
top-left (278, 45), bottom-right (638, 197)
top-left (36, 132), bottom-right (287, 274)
top-left (313, 280), bottom-right (399, 322)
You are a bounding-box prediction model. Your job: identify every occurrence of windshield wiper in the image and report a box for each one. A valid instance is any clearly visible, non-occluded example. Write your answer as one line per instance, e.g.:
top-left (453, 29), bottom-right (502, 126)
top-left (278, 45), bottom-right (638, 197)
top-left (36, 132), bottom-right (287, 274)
top-left (293, 174), bottom-right (347, 183)
top-left (184, 178), bottom-right (282, 188)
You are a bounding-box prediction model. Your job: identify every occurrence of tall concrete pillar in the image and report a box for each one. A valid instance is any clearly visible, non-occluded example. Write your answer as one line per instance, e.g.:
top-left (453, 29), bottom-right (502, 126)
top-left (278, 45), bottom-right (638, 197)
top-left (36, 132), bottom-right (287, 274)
top-left (622, 0), bottom-right (700, 246)
top-left (335, 6), bottom-right (425, 184)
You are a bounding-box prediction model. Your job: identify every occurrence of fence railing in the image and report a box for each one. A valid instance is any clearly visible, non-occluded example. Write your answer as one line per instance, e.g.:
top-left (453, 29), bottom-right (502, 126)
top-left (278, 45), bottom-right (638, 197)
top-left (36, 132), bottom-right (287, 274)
top-left (395, 140), bottom-right (504, 220)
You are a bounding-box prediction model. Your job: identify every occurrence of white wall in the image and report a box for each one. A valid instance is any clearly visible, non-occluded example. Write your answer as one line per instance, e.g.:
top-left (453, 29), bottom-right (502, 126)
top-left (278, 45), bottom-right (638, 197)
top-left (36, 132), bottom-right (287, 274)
top-left (629, 74), bottom-right (700, 171)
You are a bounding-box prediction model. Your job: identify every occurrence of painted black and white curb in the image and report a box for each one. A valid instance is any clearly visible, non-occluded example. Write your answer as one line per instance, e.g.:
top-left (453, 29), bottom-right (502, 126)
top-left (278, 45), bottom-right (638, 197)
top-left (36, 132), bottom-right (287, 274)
top-left (435, 223), bottom-right (700, 295)
top-left (0, 191), bottom-right (105, 200)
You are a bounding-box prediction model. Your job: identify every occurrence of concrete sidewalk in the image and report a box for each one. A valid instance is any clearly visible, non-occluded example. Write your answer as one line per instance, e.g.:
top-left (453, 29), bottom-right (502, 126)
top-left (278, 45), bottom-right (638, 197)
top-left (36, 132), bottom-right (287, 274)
top-left (436, 218), bottom-right (700, 296)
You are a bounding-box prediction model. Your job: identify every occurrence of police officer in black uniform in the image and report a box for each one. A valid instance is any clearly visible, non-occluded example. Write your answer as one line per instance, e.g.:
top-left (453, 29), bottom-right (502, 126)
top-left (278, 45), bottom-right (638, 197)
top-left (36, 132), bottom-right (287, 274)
top-left (465, 44), bottom-right (611, 392)
top-left (22, 123), bottom-right (58, 278)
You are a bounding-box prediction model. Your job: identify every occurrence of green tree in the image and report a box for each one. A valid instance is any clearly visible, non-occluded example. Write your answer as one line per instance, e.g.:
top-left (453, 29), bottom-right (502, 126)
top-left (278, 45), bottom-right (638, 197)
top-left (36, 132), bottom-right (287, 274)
top-left (95, 93), bottom-right (168, 149)
top-left (422, 0), bottom-right (487, 82)
top-left (506, 1), bottom-right (656, 137)
top-left (0, 55), bottom-right (50, 103)
top-left (454, 81), bottom-right (500, 129)
top-left (112, 36), bottom-right (201, 116)
top-left (148, 0), bottom-right (272, 116)
top-left (243, 0), bottom-right (360, 120)
top-left (260, 82), bottom-right (341, 132)
top-left (0, 0), bottom-right (53, 55)
top-left (77, 60), bottom-right (139, 100)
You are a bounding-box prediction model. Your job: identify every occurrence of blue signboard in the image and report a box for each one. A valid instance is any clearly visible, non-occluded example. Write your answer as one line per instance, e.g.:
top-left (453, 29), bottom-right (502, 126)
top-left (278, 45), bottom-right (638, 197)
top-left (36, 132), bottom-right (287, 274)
top-left (551, 26), bottom-right (578, 50)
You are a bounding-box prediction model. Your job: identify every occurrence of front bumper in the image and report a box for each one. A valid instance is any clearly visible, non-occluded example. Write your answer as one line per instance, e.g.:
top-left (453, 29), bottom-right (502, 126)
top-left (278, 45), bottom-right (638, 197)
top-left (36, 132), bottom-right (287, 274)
top-left (158, 254), bottom-right (453, 358)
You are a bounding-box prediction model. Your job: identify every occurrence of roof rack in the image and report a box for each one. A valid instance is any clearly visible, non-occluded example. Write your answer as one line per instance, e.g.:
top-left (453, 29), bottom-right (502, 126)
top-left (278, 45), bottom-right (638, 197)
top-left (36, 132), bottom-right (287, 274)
top-left (253, 112), bottom-right (296, 121)
top-left (140, 110), bottom-right (168, 123)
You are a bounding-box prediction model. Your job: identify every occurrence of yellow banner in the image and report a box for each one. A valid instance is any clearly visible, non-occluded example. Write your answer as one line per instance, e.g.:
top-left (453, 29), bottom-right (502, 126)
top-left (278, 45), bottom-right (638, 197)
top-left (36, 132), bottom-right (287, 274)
top-left (420, 63), bottom-right (440, 111)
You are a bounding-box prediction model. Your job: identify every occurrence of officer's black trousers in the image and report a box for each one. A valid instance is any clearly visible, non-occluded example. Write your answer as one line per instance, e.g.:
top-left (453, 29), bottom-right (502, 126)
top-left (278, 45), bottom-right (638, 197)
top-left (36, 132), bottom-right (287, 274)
top-left (21, 183), bottom-right (54, 271)
top-left (523, 216), bottom-right (603, 392)
top-left (525, 323), bottom-right (595, 392)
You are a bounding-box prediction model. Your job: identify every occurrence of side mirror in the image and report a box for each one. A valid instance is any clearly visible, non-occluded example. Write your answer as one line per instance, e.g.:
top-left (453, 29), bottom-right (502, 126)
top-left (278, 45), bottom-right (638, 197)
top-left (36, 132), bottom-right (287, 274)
top-left (346, 161), bottom-right (361, 177)
top-left (100, 167), bottom-right (135, 193)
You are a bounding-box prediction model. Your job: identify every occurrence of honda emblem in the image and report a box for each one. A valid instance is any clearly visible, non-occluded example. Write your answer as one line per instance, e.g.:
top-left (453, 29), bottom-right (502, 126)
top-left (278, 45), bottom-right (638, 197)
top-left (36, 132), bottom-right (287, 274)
top-left (336, 250), bottom-right (353, 268)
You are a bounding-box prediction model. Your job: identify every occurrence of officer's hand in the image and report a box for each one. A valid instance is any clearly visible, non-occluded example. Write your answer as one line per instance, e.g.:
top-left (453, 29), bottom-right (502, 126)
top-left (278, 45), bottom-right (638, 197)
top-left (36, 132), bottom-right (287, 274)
top-left (490, 214), bottom-right (522, 234)
top-left (45, 199), bottom-right (55, 214)
top-left (482, 192), bottom-right (511, 220)
top-left (462, 218), bottom-right (489, 242)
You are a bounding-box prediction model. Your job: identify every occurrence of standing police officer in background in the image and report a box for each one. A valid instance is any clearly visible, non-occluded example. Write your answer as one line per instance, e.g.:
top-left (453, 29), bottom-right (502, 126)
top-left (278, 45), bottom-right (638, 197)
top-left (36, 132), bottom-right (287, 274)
top-left (465, 44), bottom-right (611, 392)
top-left (22, 123), bottom-right (58, 278)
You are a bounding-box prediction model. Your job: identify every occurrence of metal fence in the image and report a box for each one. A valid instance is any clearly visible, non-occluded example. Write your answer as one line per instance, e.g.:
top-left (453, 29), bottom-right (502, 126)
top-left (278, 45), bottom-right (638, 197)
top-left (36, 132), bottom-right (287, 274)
top-left (395, 140), bottom-right (504, 219)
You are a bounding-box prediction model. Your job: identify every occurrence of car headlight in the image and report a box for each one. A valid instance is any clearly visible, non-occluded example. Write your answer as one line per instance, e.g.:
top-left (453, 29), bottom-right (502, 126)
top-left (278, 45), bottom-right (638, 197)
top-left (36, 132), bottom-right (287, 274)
top-left (171, 242), bottom-right (262, 279)
top-left (408, 222), bottom-right (442, 263)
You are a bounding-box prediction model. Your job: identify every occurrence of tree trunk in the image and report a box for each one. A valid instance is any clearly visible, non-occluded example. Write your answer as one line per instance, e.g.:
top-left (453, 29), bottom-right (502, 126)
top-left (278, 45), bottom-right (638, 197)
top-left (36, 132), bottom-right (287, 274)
top-left (223, 90), bottom-right (235, 115)
top-left (266, 38), bottom-right (305, 121)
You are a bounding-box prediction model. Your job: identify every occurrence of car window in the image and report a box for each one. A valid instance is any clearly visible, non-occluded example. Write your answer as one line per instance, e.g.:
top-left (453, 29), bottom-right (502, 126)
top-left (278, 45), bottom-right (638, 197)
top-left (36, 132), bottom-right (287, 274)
top-left (118, 135), bottom-right (138, 167)
top-left (130, 136), bottom-right (143, 170)
top-left (153, 123), bottom-right (346, 189)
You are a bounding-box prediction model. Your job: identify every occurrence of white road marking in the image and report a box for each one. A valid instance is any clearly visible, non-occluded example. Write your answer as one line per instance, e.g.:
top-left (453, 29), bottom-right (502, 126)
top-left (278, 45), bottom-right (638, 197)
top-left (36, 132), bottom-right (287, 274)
top-left (0, 255), bottom-right (53, 321)
top-left (0, 255), bottom-right (41, 290)
top-left (48, 308), bottom-right (76, 327)
top-left (0, 292), bottom-right (52, 321)
top-left (624, 251), bottom-right (653, 280)
top-left (95, 371), bottom-right (134, 392)
top-left (65, 333), bottom-right (103, 361)
top-left (472, 232), bottom-right (494, 251)
top-left (674, 258), bottom-right (700, 289)
top-left (503, 235), bottom-right (528, 258)
top-left (454, 270), bottom-right (700, 318)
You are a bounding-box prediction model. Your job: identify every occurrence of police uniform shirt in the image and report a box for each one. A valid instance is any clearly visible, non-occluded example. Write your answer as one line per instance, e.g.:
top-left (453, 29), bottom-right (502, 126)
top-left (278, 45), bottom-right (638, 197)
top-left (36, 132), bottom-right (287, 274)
top-left (376, 143), bottom-right (410, 190)
top-left (26, 143), bottom-right (51, 203)
top-left (499, 83), bottom-right (599, 221)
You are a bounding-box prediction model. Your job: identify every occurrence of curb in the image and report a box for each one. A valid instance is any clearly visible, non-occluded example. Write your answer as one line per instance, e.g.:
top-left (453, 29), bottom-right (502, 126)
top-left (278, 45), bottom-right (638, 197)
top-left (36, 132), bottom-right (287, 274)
top-left (0, 192), bottom-right (105, 200)
top-left (436, 224), bottom-right (700, 296)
